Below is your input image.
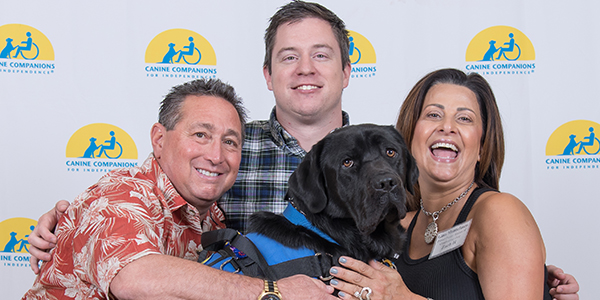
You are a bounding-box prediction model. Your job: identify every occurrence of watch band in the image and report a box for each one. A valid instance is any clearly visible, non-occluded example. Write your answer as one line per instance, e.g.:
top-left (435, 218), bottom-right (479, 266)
top-left (258, 280), bottom-right (282, 300)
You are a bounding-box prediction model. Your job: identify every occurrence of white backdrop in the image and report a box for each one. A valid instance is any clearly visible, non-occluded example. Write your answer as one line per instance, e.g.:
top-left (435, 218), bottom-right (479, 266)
top-left (1, 1), bottom-right (597, 298)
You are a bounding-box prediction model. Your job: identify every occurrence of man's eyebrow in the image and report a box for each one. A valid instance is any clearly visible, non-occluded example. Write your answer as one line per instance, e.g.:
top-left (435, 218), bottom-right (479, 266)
top-left (312, 44), bottom-right (334, 51)
top-left (276, 44), bottom-right (334, 56)
top-left (224, 128), bottom-right (241, 142)
top-left (190, 122), bottom-right (214, 131)
top-left (191, 123), bottom-right (241, 141)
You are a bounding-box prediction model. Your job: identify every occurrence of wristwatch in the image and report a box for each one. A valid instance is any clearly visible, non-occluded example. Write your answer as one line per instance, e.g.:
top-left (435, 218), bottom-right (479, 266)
top-left (257, 280), bottom-right (282, 300)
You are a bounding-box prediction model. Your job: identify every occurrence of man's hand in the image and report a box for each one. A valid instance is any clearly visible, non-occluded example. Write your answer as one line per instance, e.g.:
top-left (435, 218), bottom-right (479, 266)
top-left (29, 200), bottom-right (70, 274)
top-left (547, 265), bottom-right (579, 300)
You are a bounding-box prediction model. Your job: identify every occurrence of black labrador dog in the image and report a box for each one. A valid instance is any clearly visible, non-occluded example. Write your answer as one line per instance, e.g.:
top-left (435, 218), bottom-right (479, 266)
top-left (244, 124), bottom-right (419, 277)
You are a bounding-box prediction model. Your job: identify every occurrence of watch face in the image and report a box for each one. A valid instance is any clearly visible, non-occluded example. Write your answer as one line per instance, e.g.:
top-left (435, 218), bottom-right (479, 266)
top-left (260, 293), bottom-right (281, 300)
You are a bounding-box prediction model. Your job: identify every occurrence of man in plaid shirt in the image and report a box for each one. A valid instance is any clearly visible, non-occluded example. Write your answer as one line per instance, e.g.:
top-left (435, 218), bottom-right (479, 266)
top-left (219, 109), bottom-right (349, 232)
top-left (217, 1), bottom-right (352, 233)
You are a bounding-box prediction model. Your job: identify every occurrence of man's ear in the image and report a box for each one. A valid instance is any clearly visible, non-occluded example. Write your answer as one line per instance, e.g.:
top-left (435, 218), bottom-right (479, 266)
top-left (342, 62), bottom-right (351, 89)
top-left (151, 123), bottom-right (166, 158)
top-left (263, 66), bottom-right (274, 91)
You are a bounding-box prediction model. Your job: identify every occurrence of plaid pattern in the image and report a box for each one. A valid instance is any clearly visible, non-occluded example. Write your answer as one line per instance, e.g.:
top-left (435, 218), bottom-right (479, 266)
top-left (218, 107), bottom-right (350, 233)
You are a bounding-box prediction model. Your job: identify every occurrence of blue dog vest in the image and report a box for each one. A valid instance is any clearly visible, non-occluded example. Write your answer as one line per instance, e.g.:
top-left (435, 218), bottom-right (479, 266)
top-left (199, 203), bottom-right (338, 277)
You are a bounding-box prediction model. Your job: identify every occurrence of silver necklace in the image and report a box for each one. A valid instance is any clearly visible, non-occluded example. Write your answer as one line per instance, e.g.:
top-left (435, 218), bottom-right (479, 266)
top-left (420, 182), bottom-right (474, 244)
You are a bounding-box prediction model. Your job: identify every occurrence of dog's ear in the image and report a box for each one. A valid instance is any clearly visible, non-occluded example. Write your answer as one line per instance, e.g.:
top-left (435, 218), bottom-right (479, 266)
top-left (288, 140), bottom-right (328, 213)
top-left (390, 126), bottom-right (419, 195)
top-left (403, 147), bottom-right (419, 195)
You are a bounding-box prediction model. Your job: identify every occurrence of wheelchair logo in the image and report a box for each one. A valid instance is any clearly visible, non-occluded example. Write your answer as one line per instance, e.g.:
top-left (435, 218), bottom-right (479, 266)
top-left (66, 123), bottom-right (138, 160)
top-left (546, 120), bottom-right (600, 156)
top-left (82, 131), bottom-right (124, 159)
top-left (466, 26), bottom-right (534, 62)
top-left (0, 24), bottom-right (54, 61)
top-left (481, 33), bottom-right (521, 61)
top-left (145, 28), bottom-right (216, 66)
top-left (160, 37), bottom-right (202, 65)
top-left (347, 30), bottom-right (376, 65)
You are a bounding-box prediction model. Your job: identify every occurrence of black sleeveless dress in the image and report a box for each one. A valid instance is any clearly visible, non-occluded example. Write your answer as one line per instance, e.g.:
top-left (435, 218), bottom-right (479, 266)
top-left (394, 187), bottom-right (551, 299)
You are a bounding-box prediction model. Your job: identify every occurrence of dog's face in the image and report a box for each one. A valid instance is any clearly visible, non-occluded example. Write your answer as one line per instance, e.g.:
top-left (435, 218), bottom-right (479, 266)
top-left (288, 124), bottom-right (418, 243)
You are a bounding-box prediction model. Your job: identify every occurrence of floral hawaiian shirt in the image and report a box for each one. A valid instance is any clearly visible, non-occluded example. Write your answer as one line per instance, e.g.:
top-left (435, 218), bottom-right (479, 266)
top-left (23, 154), bottom-right (225, 300)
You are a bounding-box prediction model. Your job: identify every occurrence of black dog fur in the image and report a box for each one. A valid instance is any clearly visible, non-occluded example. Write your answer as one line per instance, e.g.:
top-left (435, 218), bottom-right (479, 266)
top-left (248, 124), bottom-right (419, 264)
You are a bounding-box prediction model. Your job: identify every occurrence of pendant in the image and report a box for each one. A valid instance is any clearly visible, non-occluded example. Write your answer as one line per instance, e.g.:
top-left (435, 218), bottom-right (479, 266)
top-left (424, 221), bottom-right (438, 244)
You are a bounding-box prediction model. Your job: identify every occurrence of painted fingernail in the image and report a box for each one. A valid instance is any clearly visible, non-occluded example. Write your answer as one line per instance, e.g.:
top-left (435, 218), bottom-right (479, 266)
top-left (339, 257), bottom-right (347, 264)
top-left (330, 279), bottom-right (339, 286)
top-left (330, 267), bottom-right (339, 274)
top-left (338, 291), bottom-right (346, 297)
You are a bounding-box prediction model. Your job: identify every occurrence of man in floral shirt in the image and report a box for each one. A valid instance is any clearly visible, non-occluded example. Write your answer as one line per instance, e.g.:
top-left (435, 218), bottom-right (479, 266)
top-left (23, 79), bottom-right (336, 300)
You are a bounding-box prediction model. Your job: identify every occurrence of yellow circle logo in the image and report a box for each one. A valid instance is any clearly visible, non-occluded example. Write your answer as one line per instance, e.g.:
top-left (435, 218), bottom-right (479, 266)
top-left (0, 218), bottom-right (37, 254)
top-left (348, 30), bottom-right (376, 65)
top-left (546, 120), bottom-right (600, 156)
top-left (466, 26), bottom-right (534, 62)
top-left (145, 28), bottom-right (216, 65)
top-left (0, 24), bottom-right (54, 61)
top-left (66, 123), bottom-right (138, 159)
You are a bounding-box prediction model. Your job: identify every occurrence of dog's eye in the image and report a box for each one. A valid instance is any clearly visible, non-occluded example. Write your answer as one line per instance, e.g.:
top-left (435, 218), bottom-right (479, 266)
top-left (386, 149), bottom-right (397, 158)
top-left (343, 159), bottom-right (354, 168)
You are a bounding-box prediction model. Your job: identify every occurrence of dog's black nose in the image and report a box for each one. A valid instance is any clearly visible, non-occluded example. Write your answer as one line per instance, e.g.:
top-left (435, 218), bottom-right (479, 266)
top-left (374, 176), bottom-right (398, 191)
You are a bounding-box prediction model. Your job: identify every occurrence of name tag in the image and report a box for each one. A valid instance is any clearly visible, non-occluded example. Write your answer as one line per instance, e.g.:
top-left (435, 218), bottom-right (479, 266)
top-left (429, 219), bottom-right (472, 260)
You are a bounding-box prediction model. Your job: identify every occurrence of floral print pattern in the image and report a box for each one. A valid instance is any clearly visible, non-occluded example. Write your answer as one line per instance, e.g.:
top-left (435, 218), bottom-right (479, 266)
top-left (23, 154), bottom-right (225, 299)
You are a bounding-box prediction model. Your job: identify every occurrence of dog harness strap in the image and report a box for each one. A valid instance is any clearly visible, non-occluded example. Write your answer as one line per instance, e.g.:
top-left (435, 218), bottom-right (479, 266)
top-left (229, 232), bottom-right (277, 279)
top-left (200, 228), bottom-right (239, 247)
top-left (200, 228), bottom-right (277, 279)
top-left (282, 203), bottom-right (339, 245)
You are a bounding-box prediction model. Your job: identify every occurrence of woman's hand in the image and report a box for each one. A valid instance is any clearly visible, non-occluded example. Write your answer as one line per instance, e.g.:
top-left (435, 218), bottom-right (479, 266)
top-left (329, 256), bottom-right (421, 300)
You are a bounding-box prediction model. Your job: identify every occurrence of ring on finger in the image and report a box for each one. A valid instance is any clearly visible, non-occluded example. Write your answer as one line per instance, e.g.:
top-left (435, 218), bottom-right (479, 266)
top-left (354, 290), bottom-right (363, 300)
top-left (361, 286), bottom-right (372, 300)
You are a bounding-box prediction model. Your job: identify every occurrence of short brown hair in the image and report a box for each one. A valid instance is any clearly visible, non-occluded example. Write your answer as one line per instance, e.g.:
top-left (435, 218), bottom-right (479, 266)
top-left (263, 0), bottom-right (350, 74)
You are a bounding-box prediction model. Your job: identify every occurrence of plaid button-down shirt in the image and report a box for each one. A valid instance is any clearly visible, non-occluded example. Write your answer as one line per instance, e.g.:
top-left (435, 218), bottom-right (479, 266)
top-left (218, 107), bottom-right (350, 233)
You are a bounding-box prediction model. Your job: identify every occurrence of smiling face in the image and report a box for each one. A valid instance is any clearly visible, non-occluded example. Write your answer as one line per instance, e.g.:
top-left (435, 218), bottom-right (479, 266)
top-left (151, 95), bottom-right (242, 213)
top-left (263, 17), bottom-right (351, 122)
top-left (411, 83), bottom-right (483, 186)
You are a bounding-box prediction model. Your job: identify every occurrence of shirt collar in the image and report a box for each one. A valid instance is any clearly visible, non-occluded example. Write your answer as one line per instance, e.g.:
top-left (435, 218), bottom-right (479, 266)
top-left (149, 153), bottom-right (192, 212)
top-left (267, 107), bottom-right (350, 152)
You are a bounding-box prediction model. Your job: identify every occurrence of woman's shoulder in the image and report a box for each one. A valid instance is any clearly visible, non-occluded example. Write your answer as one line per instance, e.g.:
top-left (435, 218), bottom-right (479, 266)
top-left (472, 190), bottom-right (529, 217)
top-left (469, 190), bottom-right (539, 237)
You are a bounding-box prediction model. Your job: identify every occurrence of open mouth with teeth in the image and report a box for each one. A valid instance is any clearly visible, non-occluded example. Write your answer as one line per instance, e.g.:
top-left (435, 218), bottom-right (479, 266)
top-left (294, 85), bottom-right (320, 91)
top-left (196, 168), bottom-right (219, 177)
top-left (431, 142), bottom-right (458, 159)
